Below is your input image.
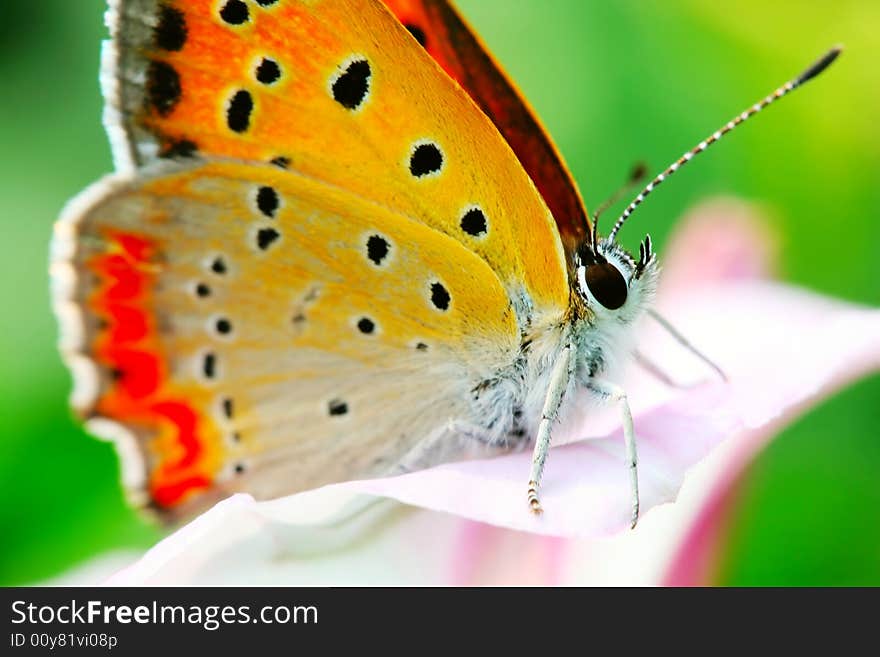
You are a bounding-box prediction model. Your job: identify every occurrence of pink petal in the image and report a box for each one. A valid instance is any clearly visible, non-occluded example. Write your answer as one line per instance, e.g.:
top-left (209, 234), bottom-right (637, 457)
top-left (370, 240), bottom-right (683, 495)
top-left (102, 201), bottom-right (880, 584)
top-left (660, 197), bottom-right (778, 291)
top-left (323, 282), bottom-right (879, 537)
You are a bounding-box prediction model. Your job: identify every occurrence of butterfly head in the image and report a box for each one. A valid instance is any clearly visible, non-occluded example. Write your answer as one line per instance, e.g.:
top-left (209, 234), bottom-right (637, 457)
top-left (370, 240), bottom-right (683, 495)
top-left (573, 234), bottom-right (658, 324)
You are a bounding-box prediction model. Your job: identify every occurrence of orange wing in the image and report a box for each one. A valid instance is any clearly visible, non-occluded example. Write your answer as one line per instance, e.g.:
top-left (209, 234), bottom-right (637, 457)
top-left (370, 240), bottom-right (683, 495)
top-left (105, 0), bottom-right (569, 313)
top-left (382, 0), bottom-right (590, 254)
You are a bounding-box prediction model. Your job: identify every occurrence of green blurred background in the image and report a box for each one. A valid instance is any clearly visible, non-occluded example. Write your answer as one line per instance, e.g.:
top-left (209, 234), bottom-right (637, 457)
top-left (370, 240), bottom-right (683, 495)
top-left (0, 0), bottom-right (877, 585)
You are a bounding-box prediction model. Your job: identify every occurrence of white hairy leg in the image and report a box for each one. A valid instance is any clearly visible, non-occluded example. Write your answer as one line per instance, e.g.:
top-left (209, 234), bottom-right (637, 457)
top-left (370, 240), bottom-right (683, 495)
top-left (527, 344), bottom-right (574, 514)
top-left (587, 378), bottom-right (640, 528)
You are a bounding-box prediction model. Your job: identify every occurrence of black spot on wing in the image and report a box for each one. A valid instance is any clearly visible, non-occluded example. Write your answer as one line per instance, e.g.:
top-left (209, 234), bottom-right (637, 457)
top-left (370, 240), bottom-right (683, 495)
top-left (195, 283), bottom-right (210, 298)
top-left (430, 282), bottom-right (450, 311)
top-left (203, 353), bottom-right (217, 378)
top-left (409, 142), bottom-right (443, 177)
top-left (366, 234), bottom-right (390, 265)
top-left (155, 4), bottom-right (187, 51)
top-left (159, 138), bottom-right (197, 159)
top-left (210, 257), bottom-right (227, 274)
top-left (255, 0), bottom-right (278, 6)
top-left (219, 0), bottom-right (249, 25)
top-left (146, 61), bottom-right (181, 116)
top-left (256, 227), bottom-right (280, 250)
top-left (215, 317), bottom-right (232, 335)
top-left (270, 156), bottom-right (290, 169)
top-left (328, 399), bottom-right (348, 416)
top-left (256, 186), bottom-right (279, 218)
top-left (357, 317), bottom-right (376, 335)
top-left (460, 207), bottom-right (488, 237)
top-left (255, 57), bottom-right (281, 85)
top-left (332, 58), bottom-right (371, 110)
top-left (226, 90), bottom-right (254, 133)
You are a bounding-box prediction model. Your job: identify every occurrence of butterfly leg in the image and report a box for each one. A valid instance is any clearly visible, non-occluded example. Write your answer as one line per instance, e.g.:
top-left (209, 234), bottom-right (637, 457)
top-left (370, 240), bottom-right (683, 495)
top-left (633, 349), bottom-right (702, 390)
top-left (393, 420), bottom-right (509, 477)
top-left (586, 378), bottom-right (640, 528)
top-left (527, 344), bottom-right (574, 515)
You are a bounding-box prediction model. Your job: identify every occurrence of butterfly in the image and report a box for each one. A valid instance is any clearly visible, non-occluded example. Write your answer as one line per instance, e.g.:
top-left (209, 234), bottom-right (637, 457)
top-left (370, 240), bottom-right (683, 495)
top-left (52, 0), bottom-right (838, 526)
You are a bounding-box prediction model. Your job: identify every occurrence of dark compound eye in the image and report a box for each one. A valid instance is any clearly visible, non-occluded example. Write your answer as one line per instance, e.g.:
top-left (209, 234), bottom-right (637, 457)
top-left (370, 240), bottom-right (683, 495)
top-left (584, 262), bottom-right (628, 310)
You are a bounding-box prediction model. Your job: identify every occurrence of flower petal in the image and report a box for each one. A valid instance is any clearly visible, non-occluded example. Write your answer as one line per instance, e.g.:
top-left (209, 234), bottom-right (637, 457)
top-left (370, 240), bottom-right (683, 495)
top-left (102, 202), bottom-right (880, 583)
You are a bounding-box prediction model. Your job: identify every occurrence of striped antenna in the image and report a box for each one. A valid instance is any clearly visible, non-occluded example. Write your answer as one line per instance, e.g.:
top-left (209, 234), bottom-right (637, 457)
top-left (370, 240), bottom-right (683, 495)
top-left (607, 46), bottom-right (842, 243)
top-left (591, 162), bottom-right (648, 252)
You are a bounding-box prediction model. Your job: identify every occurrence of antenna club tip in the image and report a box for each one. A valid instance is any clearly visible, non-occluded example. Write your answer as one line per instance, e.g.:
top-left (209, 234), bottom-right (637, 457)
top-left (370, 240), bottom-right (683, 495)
top-left (826, 44), bottom-right (844, 61)
top-left (795, 45), bottom-right (843, 86)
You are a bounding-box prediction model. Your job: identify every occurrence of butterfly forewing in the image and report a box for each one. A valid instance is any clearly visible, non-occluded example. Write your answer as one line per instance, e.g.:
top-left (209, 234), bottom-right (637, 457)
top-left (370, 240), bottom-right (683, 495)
top-left (105, 0), bottom-right (569, 312)
top-left (382, 0), bottom-right (590, 253)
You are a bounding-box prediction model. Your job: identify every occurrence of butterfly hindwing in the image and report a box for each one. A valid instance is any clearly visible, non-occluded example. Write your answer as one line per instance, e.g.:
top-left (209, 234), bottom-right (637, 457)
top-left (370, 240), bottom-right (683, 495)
top-left (54, 159), bottom-right (523, 517)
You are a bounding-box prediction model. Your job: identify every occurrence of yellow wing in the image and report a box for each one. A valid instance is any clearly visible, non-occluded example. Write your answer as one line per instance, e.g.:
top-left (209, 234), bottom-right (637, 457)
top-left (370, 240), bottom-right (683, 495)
top-left (107, 0), bottom-right (569, 315)
top-left (54, 160), bottom-right (525, 517)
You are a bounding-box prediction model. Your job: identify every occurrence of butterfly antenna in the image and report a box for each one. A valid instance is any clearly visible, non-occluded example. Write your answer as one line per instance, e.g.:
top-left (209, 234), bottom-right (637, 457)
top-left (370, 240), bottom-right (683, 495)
top-left (591, 162), bottom-right (648, 251)
top-left (607, 45), bottom-right (842, 243)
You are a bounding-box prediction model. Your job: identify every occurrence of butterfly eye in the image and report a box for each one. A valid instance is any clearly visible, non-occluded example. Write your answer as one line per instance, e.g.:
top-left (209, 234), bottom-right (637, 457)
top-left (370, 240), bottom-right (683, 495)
top-left (585, 262), bottom-right (628, 310)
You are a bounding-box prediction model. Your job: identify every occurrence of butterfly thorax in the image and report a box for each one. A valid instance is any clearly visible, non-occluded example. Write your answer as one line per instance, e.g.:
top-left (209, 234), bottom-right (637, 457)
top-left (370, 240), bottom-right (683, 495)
top-left (464, 238), bottom-right (658, 452)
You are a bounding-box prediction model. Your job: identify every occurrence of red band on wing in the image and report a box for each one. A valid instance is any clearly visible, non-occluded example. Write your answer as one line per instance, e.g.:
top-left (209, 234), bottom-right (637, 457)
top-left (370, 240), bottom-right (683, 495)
top-left (87, 231), bottom-right (219, 508)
